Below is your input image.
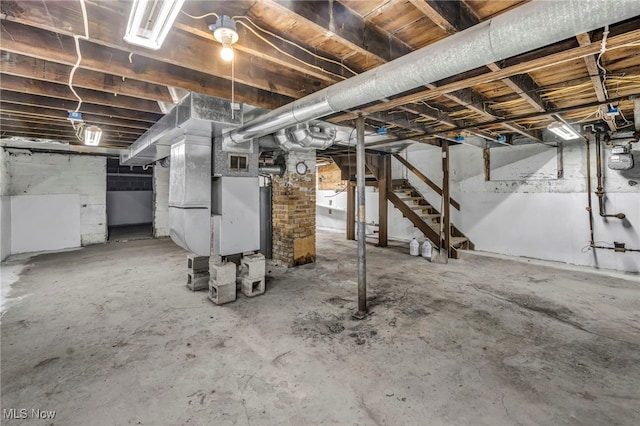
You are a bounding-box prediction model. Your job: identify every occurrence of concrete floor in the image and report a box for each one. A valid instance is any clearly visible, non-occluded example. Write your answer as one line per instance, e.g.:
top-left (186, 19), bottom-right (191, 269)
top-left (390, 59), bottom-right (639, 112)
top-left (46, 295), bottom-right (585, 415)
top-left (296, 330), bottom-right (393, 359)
top-left (1, 230), bottom-right (639, 425)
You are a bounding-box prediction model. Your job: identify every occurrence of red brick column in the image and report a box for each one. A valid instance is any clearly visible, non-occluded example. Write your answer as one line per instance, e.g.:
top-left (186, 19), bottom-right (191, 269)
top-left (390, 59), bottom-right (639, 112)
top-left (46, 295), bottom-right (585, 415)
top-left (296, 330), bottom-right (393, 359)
top-left (272, 151), bottom-right (316, 267)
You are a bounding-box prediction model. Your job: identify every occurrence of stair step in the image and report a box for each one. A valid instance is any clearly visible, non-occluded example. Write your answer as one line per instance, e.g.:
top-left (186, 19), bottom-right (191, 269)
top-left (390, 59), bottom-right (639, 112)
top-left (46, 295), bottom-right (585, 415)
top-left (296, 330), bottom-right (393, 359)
top-left (421, 214), bottom-right (440, 222)
top-left (411, 205), bottom-right (433, 211)
top-left (398, 196), bottom-right (423, 202)
top-left (450, 237), bottom-right (468, 248)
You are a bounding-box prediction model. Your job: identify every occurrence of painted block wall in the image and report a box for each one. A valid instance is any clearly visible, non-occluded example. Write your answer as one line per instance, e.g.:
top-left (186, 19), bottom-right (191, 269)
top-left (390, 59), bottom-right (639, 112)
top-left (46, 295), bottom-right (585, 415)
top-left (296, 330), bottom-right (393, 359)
top-left (153, 162), bottom-right (170, 237)
top-left (399, 141), bottom-right (639, 273)
top-left (4, 149), bottom-right (107, 247)
top-left (0, 148), bottom-right (10, 261)
top-left (317, 140), bottom-right (639, 273)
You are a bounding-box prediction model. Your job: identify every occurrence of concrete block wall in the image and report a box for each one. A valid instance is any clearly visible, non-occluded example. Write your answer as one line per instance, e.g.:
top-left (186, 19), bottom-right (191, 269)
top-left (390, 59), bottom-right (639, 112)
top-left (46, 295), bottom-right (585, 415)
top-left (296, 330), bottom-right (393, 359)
top-left (272, 151), bottom-right (316, 266)
top-left (317, 141), bottom-right (639, 273)
top-left (398, 141), bottom-right (639, 273)
top-left (153, 161), bottom-right (170, 237)
top-left (3, 149), bottom-right (107, 247)
top-left (0, 148), bottom-right (10, 261)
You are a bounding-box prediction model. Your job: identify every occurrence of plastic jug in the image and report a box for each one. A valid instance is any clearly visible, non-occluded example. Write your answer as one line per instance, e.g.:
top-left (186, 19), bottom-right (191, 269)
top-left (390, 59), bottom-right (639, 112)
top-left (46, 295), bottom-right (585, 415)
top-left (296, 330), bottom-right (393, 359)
top-left (409, 238), bottom-right (420, 256)
top-left (421, 240), bottom-right (432, 259)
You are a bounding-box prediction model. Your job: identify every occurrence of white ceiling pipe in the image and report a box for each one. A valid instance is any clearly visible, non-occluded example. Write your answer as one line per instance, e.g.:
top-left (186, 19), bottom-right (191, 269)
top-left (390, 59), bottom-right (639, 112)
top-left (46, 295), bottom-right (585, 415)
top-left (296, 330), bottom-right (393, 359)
top-left (225, 0), bottom-right (640, 144)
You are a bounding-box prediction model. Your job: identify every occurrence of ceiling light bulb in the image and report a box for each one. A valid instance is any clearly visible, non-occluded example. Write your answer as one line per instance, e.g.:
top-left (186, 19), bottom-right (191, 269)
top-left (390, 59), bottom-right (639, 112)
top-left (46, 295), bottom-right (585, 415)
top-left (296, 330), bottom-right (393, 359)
top-left (84, 125), bottom-right (102, 146)
top-left (220, 44), bottom-right (234, 62)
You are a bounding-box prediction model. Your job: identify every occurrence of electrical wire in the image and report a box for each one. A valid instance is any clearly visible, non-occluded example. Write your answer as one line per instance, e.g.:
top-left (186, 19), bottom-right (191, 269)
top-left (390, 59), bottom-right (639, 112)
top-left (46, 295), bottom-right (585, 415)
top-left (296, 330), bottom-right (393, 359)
top-left (235, 20), bottom-right (349, 81)
top-left (233, 16), bottom-right (359, 77)
top-left (68, 0), bottom-right (90, 115)
top-left (596, 25), bottom-right (610, 98)
top-left (181, 11), bottom-right (219, 20)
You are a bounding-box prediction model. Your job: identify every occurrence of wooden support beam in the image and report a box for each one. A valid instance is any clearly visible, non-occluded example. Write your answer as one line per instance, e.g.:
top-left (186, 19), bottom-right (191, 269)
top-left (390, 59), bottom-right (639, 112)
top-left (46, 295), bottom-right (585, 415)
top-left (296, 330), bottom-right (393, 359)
top-left (0, 102), bottom-right (152, 130)
top-left (265, 0), bottom-right (411, 63)
top-left (483, 148), bottom-right (491, 181)
top-left (0, 20), bottom-right (292, 111)
top-left (410, 0), bottom-right (550, 114)
top-left (576, 32), bottom-right (616, 131)
top-left (1, 2), bottom-right (323, 100)
top-left (0, 52), bottom-right (174, 103)
top-left (346, 182), bottom-right (356, 241)
top-left (0, 74), bottom-right (162, 114)
top-left (378, 155), bottom-right (389, 247)
top-left (0, 89), bottom-right (161, 123)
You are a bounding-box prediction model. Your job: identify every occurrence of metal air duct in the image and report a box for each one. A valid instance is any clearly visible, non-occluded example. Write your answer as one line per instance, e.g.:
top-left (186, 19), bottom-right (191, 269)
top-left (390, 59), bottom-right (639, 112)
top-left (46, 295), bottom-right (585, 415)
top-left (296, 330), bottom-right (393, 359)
top-left (224, 0), bottom-right (640, 144)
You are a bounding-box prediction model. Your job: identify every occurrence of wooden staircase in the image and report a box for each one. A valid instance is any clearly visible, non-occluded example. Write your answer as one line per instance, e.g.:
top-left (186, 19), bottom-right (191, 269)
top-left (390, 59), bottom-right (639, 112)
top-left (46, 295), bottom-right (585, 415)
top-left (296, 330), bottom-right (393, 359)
top-left (390, 179), bottom-right (473, 258)
top-left (330, 151), bottom-right (473, 259)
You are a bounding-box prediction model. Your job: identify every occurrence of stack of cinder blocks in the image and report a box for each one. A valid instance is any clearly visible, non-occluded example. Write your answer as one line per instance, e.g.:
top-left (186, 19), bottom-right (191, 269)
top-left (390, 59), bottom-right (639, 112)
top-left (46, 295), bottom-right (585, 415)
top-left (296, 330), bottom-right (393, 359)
top-left (238, 253), bottom-right (266, 297)
top-left (208, 257), bottom-right (237, 305)
top-left (186, 254), bottom-right (210, 291)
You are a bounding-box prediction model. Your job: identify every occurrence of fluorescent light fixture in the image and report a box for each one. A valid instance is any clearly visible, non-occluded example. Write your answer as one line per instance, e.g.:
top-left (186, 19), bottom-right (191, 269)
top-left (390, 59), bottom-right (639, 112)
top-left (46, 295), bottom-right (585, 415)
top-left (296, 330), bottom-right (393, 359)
top-left (124, 0), bottom-right (186, 50)
top-left (209, 15), bottom-right (238, 62)
top-left (84, 125), bottom-right (102, 146)
top-left (547, 121), bottom-right (580, 140)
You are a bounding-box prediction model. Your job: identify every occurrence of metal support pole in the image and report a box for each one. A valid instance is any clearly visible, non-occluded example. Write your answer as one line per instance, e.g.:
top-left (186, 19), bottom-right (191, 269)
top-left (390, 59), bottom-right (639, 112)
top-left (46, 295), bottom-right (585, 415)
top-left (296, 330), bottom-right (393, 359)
top-left (354, 115), bottom-right (367, 319)
top-left (440, 139), bottom-right (450, 262)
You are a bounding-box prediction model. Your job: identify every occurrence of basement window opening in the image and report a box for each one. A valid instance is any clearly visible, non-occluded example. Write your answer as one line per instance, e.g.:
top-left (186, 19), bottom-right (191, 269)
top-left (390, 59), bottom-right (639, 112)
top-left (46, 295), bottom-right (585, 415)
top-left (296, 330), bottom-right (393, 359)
top-left (229, 154), bottom-right (248, 171)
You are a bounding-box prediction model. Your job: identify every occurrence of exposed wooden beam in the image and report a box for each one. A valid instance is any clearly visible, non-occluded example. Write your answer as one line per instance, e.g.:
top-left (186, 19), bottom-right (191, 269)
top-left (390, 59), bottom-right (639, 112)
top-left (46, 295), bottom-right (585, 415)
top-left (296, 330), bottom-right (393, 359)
top-left (0, 118), bottom-right (144, 138)
top-left (409, 0), bottom-right (550, 114)
top-left (1, 52), bottom-right (173, 103)
top-left (0, 73), bottom-right (162, 114)
top-left (576, 32), bottom-right (616, 131)
top-left (350, 29), bottom-right (640, 117)
top-left (407, 0), bottom-right (477, 33)
top-left (0, 126), bottom-right (136, 146)
top-left (0, 88), bottom-right (162, 123)
top-left (262, 0), bottom-right (411, 63)
top-left (1, 2), bottom-right (321, 100)
top-left (0, 102), bottom-right (152, 130)
top-left (0, 20), bottom-right (292, 110)
top-left (173, 19), bottom-right (346, 84)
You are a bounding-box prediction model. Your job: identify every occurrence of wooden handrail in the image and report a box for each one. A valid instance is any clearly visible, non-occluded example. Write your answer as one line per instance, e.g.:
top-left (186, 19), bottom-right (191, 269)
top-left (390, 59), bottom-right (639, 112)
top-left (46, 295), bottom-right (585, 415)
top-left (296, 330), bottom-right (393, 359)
top-left (392, 154), bottom-right (460, 210)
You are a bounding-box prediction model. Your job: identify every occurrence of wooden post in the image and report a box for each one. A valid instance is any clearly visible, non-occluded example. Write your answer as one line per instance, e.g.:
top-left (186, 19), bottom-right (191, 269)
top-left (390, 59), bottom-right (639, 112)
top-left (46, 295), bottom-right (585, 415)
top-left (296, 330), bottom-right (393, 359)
top-left (378, 155), bottom-right (388, 247)
top-left (483, 147), bottom-right (490, 181)
top-left (346, 181), bottom-right (356, 240)
top-left (441, 140), bottom-right (451, 259)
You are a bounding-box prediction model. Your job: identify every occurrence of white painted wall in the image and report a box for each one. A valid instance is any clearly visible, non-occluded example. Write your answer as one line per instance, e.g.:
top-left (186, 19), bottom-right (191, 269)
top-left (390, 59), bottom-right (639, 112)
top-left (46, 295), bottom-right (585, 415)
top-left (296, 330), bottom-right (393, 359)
top-left (106, 191), bottom-right (153, 226)
top-left (11, 194), bottom-right (81, 254)
top-left (317, 140), bottom-right (640, 273)
top-left (4, 150), bottom-right (107, 248)
top-left (0, 148), bottom-right (10, 260)
top-left (153, 163), bottom-right (170, 237)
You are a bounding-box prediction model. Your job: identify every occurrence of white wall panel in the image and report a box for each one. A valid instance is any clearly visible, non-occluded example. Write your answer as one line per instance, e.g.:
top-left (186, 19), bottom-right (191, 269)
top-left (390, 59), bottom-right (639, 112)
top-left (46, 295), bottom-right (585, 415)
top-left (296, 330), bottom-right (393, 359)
top-left (10, 194), bottom-right (80, 254)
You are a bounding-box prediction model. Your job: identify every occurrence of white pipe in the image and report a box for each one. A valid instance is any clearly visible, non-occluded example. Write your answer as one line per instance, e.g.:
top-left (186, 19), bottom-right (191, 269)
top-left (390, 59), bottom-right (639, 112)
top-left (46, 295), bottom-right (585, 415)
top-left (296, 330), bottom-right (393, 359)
top-left (225, 0), bottom-right (640, 144)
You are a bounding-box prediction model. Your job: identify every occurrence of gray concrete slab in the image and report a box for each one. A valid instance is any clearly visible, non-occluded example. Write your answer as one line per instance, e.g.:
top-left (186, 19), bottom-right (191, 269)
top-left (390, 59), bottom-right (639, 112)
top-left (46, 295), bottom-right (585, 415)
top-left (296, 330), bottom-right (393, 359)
top-left (1, 230), bottom-right (639, 425)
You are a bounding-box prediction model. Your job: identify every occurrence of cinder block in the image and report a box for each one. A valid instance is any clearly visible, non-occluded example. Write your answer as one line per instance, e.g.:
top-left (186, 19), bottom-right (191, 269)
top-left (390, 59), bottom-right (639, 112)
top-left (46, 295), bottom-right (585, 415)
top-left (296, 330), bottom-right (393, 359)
top-left (240, 253), bottom-right (266, 280)
top-left (186, 271), bottom-right (210, 291)
top-left (210, 262), bottom-right (237, 285)
top-left (208, 280), bottom-right (236, 305)
top-left (187, 254), bottom-right (209, 273)
top-left (240, 276), bottom-right (265, 297)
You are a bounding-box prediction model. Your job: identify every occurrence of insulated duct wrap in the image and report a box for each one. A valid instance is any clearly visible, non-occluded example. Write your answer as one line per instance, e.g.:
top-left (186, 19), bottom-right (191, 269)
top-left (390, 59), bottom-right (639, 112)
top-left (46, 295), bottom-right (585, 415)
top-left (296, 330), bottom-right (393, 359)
top-left (226, 0), bottom-right (640, 144)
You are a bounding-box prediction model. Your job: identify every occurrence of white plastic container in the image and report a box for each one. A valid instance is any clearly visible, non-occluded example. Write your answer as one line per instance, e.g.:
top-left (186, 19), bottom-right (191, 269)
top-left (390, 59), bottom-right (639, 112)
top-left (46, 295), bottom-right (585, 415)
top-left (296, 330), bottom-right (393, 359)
top-left (409, 238), bottom-right (420, 256)
top-left (421, 240), bottom-right (432, 259)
